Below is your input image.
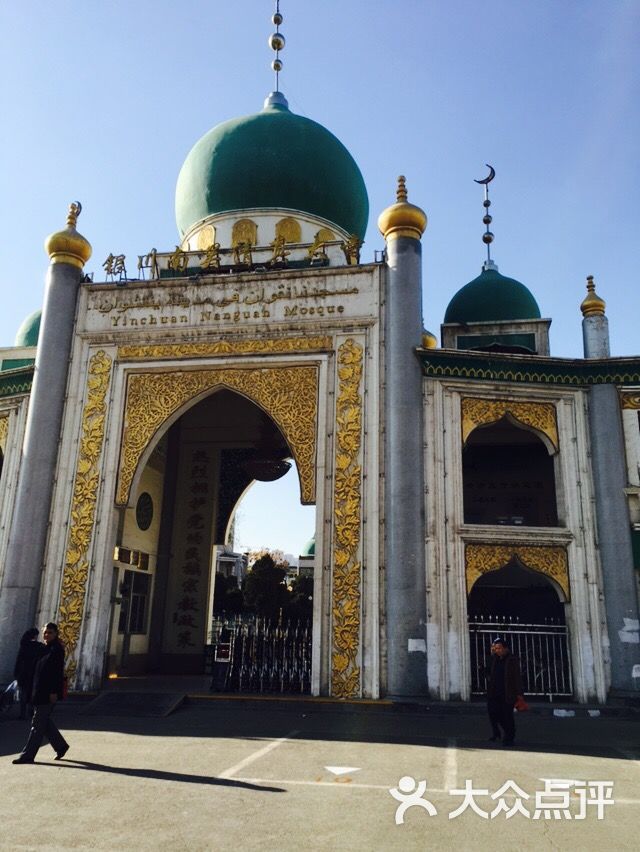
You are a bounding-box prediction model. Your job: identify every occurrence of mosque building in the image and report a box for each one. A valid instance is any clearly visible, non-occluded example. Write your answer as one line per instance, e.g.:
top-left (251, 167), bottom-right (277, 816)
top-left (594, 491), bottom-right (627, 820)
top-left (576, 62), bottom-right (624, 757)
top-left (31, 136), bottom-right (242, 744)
top-left (1, 6), bottom-right (639, 704)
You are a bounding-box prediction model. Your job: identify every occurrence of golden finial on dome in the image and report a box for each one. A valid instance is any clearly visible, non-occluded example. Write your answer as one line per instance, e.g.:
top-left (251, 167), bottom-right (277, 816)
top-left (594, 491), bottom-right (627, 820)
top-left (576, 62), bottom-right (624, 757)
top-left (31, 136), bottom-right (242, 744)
top-left (377, 175), bottom-right (427, 242)
top-left (580, 275), bottom-right (606, 317)
top-left (44, 201), bottom-right (92, 270)
top-left (421, 330), bottom-right (438, 349)
top-left (66, 201), bottom-right (81, 228)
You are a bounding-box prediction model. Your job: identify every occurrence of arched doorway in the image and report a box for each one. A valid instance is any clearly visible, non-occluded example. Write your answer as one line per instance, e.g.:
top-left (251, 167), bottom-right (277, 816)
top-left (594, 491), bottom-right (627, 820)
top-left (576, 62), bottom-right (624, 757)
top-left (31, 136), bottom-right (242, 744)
top-left (107, 387), bottom-right (316, 693)
top-left (463, 418), bottom-right (558, 526)
top-left (467, 557), bottom-right (573, 698)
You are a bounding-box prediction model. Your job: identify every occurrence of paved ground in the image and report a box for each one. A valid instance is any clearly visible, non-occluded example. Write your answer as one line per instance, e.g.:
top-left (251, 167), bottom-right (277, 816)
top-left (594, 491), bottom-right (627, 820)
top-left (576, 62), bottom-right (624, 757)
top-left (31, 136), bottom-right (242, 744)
top-left (0, 697), bottom-right (638, 850)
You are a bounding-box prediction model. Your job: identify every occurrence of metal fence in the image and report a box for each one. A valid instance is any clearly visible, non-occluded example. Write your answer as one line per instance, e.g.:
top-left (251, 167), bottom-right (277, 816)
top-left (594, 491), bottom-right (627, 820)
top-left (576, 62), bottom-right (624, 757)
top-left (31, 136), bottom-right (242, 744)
top-left (206, 614), bottom-right (312, 694)
top-left (469, 615), bottom-right (573, 698)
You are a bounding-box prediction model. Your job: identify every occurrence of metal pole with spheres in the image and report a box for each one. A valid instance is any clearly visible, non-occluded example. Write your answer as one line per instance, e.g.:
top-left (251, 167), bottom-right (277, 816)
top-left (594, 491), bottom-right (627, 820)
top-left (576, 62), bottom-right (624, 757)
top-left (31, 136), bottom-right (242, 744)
top-left (270, 1), bottom-right (285, 92)
top-left (474, 164), bottom-right (497, 270)
top-left (264, 1), bottom-right (289, 109)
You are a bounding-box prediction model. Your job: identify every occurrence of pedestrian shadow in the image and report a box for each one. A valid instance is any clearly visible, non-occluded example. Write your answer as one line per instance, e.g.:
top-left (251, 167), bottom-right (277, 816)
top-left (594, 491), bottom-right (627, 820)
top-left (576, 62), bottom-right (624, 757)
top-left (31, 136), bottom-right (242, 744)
top-left (36, 759), bottom-right (286, 792)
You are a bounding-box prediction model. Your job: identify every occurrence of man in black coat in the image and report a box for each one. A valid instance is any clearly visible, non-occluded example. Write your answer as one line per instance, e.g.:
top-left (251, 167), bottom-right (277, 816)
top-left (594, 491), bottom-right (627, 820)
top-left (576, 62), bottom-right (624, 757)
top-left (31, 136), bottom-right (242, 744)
top-left (486, 636), bottom-right (524, 747)
top-left (13, 627), bottom-right (44, 719)
top-left (13, 623), bottom-right (70, 764)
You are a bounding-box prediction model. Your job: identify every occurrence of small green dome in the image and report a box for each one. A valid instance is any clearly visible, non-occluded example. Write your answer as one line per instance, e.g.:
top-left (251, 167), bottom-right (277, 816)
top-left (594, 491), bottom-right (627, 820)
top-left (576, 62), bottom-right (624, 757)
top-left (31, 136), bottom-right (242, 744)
top-left (301, 535), bottom-right (315, 557)
top-left (175, 100), bottom-right (369, 240)
top-left (14, 309), bottom-right (41, 347)
top-left (444, 267), bottom-right (541, 324)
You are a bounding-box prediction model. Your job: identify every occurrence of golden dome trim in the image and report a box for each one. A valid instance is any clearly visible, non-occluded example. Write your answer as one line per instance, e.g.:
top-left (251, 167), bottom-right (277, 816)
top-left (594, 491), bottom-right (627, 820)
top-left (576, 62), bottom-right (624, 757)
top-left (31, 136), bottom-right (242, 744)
top-left (580, 275), bottom-right (606, 317)
top-left (377, 176), bottom-right (427, 242)
top-left (421, 330), bottom-right (438, 350)
top-left (44, 202), bottom-right (92, 270)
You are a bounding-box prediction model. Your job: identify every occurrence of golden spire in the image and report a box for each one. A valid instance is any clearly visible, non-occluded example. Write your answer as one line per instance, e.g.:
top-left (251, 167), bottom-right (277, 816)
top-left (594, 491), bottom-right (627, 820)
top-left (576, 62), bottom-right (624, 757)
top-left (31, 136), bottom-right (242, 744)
top-left (580, 275), bottom-right (606, 317)
top-left (44, 201), bottom-right (92, 270)
top-left (377, 175), bottom-right (427, 241)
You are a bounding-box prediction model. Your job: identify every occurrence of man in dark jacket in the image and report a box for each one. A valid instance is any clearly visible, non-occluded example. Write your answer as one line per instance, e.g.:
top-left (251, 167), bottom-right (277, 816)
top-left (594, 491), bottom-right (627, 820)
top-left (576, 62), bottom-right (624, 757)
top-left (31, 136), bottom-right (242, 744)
top-left (13, 628), bottom-right (44, 719)
top-left (12, 623), bottom-right (70, 764)
top-left (486, 636), bottom-right (524, 747)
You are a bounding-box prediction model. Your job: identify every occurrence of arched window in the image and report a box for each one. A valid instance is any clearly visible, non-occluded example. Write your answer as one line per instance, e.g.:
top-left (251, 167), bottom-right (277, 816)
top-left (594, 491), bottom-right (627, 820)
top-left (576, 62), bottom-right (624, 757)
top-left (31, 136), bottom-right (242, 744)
top-left (463, 419), bottom-right (558, 526)
top-left (468, 559), bottom-right (565, 621)
top-left (196, 224), bottom-right (216, 251)
top-left (275, 217), bottom-right (301, 244)
top-left (232, 219), bottom-right (258, 247)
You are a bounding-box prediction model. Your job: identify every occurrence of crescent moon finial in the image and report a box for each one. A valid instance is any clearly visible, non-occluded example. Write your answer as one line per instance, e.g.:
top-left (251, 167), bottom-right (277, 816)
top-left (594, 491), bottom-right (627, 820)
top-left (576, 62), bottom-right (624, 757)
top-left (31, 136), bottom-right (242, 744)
top-left (474, 165), bottom-right (496, 266)
top-left (474, 164), bottom-right (496, 185)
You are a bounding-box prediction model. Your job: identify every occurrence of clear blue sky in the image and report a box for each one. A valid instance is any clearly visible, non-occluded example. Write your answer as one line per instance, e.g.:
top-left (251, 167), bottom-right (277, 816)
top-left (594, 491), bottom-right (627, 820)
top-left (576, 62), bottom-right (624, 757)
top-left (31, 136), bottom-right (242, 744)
top-left (1, 1), bottom-right (638, 554)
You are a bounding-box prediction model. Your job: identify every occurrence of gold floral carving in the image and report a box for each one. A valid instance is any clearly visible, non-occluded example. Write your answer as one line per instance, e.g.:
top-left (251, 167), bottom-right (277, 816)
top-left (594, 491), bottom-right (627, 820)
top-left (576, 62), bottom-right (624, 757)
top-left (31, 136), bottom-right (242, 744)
top-left (0, 414), bottom-right (8, 453)
top-left (275, 217), bottom-right (302, 244)
top-left (465, 543), bottom-right (570, 600)
top-left (58, 351), bottom-right (113, 682)
top-left (331, 339), bottom-right (364, 698)
top-left (232, 219), bottom-right (258, 247)
top-left (461, 397), bottom-right (559, 451)
top-left (197, 225), bottom-right (216, 251)
top-left (118, 336), bottom-right (333, 361)
top-left (117, 366), bottom-right (318, 506)
top-left (621, 392), bottom-right (640, 410)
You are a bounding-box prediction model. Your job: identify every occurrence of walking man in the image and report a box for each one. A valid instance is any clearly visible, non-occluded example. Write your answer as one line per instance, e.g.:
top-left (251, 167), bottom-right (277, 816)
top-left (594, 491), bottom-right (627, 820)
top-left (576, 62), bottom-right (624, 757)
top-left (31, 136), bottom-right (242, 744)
top-left (13, 623), bottom-right (69, 764)
top-left (13, 627), bottom-right (44, 719)
top-left (486, 636), bottom-right (524, 747)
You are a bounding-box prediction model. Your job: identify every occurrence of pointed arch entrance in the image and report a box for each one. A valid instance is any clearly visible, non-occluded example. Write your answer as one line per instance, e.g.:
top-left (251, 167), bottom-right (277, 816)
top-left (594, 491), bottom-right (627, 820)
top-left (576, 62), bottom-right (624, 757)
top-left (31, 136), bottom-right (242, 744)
top-left (107, 382), bottom-right (317, 685)
top-left (57, 337), bottom-right (370, 698)
top-left (465, 544), bottom-right (573, 697)
top-left (116, 364), bottom-right (319, 509)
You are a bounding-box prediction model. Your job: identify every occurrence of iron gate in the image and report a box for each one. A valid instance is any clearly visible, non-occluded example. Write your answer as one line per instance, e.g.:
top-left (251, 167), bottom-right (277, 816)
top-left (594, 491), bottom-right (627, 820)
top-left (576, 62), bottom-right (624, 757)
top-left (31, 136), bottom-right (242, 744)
top-left (469, 615), bottom-right (573, 697)
top-left (206, 615), bottom-right (312, 694)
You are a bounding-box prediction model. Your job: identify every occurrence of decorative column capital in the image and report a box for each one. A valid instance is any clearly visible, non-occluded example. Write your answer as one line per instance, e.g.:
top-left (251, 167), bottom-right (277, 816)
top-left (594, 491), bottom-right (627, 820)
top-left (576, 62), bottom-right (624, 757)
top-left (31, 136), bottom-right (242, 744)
top-left (580, 275), bottom-right (606, 317)
top-left (377, 176), bottom-right (427, 242)
top-left (44, 202), bottom-right (92, 270)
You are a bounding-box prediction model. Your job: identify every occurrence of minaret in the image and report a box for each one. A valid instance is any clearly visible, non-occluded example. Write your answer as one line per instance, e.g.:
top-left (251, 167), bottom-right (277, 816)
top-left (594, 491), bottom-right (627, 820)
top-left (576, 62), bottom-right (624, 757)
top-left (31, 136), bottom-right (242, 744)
top-left (378, 177), bottom-right (428, 696)
top-left (0, 203), bottom-right (91, 679)
top-left (581, 275), bottom-right (610, 358)
top-left (581, 275), bottom-right (640, 693)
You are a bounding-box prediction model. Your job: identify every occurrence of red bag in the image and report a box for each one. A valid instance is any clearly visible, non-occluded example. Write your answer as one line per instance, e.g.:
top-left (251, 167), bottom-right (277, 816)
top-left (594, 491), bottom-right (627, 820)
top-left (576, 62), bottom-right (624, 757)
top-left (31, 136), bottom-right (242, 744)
top-left (515, 694), bottom-right (529, 712)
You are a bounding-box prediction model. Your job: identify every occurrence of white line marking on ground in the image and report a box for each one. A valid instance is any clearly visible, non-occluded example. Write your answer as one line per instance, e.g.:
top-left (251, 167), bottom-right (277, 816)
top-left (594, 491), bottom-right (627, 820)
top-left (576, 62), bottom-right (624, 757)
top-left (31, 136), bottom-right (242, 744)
top-left (218, 730), bottom-right (299, 779)
top-left (235, 776), bottom-right (425, 791)
top-left (234, 778), bottom-right (640, 804)
top-left (444, 738), bottom-right (457, 790)
top-left (325, 766), bottom-right (361, 776)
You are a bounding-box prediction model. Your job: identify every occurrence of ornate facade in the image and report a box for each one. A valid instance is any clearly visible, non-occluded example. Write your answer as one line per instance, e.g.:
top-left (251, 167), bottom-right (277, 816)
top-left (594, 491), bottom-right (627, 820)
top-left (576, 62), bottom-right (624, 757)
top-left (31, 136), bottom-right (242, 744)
top-left (0, 56), bottom-right (639, 706)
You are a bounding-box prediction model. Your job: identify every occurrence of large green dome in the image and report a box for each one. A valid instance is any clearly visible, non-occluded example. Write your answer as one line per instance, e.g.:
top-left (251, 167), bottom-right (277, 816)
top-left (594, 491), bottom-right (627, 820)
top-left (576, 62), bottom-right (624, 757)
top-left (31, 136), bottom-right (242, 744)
top-left (444, 266), bottom-right (541, 324)
top-left (14, 309), bottom-right (41, 347)
top-left (175, 100), bottom-right (369, 240)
